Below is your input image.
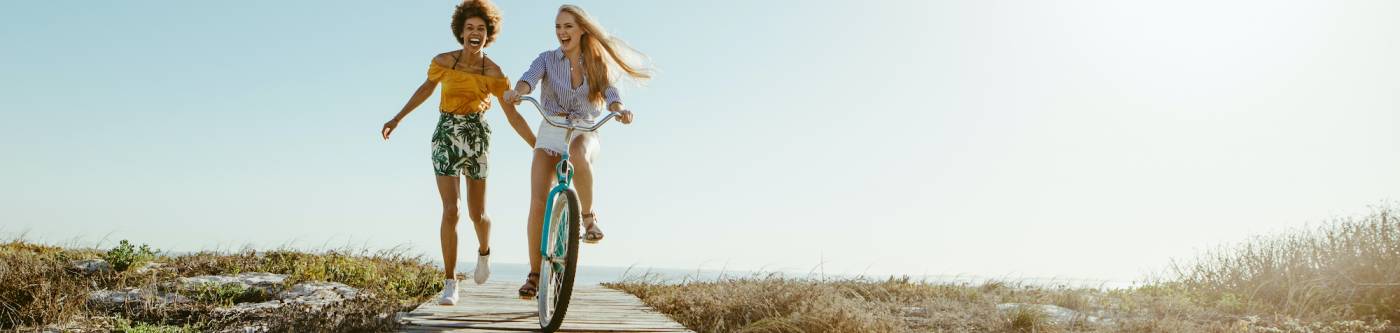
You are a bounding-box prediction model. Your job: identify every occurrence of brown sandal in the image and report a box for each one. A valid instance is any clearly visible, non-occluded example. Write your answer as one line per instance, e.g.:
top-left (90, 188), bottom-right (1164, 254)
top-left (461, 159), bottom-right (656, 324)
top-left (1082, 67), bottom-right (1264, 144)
top-left (582, 213), bottom-right (604, 244)
top-left (518, 273), bottom-right (540, 300)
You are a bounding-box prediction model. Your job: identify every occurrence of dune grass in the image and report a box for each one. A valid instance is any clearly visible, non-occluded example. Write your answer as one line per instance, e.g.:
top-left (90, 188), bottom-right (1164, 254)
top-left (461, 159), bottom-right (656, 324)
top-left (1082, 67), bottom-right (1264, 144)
top-left (1172, 207), bottom-right (1400, 323)
top-left (0, 238), bottom-right (441, 332)
top-left (6, 205), bottom-right (1398, 332)
top-left (608, 206), bottom-right (1400, 333)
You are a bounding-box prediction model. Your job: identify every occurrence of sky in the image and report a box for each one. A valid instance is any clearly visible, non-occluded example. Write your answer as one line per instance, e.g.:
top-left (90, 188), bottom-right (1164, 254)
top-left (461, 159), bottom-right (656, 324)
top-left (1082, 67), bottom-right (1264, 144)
top-left (2, 0), bottom-right (1398, 284)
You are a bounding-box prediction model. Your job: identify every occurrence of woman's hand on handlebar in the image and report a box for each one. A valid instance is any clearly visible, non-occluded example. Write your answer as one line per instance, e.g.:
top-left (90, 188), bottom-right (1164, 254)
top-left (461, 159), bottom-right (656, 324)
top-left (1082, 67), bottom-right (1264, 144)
top-left (503, 89), bottom-right (523, 105)
top-left (615, 110), bottom-right (633, 124)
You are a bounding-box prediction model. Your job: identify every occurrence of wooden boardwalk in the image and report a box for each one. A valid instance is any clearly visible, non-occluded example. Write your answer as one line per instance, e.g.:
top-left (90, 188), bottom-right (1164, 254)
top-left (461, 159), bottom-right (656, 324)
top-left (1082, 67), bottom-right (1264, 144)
top-left (400, 280), bottom-right (693, 332)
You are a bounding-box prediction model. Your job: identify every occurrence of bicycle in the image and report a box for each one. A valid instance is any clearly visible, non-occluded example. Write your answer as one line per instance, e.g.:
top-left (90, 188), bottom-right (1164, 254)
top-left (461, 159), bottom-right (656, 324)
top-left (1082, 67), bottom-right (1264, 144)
top-left (517, 96), bottom-right (622, 332)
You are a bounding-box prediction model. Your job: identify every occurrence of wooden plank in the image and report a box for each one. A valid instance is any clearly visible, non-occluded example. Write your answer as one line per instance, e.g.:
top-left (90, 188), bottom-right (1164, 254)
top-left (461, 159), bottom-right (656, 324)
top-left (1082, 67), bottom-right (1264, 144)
top-left (400, 281), bottom-right (692, 333)
top-left (406, 313), bottom-right (683, 326)
top-left (407, 319), bottom-right (688, 331)
top-left (405, 317), bottom-right (690, 331)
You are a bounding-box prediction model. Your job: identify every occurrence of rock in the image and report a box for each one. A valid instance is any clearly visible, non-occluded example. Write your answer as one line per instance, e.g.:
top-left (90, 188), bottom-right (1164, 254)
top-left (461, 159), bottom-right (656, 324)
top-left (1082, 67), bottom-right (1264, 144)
top-left (88, 287), bottom-right (190, 309)
top-left (71, 259), bottom-right (111, 274)
top-left (216, 300), bottom-right (286, 315)
top-left (210, 281), bottom-right (365, 315)
top-left (133, 262), bottom-right (165, 274)
top-left (208, 281), bottom-right (369, 332)
top-left (180, 272), bottom-right (288, 294)
top-left (88, 272), bottom-right (369, 331)
top-left (216, 323), bottom-right (269, 333)
top-left (278, 281), bottom-right (362, 307)
top-left (996, 303), bottom-right (1111, 326)
top-left (176, 273), bottom-right (364, 309)
top-left (71, 259), bottom-right (169, 275)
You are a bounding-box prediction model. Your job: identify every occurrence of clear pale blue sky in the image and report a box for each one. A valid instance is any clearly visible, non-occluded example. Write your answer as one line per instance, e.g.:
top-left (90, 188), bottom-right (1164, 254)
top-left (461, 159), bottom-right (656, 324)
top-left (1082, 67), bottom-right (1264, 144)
top-left (3, 1), bottom-right (1398, 283)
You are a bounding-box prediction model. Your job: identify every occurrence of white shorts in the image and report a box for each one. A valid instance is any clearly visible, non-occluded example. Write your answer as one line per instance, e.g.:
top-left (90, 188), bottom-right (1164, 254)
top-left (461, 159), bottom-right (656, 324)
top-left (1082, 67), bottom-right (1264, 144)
top-left (535, 116), bottom-right (600, 161)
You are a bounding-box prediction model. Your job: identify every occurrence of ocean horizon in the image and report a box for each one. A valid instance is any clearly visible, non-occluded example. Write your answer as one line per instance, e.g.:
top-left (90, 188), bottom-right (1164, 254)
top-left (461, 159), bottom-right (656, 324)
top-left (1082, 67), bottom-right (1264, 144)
top-left (442, 261), bottom-right (1138, 289)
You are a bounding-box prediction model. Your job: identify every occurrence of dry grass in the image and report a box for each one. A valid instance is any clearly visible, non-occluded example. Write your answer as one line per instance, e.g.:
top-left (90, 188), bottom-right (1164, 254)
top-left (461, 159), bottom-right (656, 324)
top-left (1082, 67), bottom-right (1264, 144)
top-left (609, 205), bottom-right (1400, 333)
top-left (0, 238), bottom-right (441, 332)
top-left (0, 239), bottom-right (96, 328)
top-left (1173, 206), bottom-right (1400, 323)
top-left (610, 274), bottom-right (1394, 333)
top-left (7, 205), bottom-right (1399, 332)
top-left (608, 274), bottom-right (1113, 332)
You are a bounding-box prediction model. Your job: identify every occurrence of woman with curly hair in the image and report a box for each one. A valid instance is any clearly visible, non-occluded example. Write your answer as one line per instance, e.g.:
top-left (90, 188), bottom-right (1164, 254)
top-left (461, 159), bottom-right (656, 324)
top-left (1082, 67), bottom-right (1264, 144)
top-left (381, 0), bottom-right (534, 306)
top-left (503, 4), bottom-right (651, 299)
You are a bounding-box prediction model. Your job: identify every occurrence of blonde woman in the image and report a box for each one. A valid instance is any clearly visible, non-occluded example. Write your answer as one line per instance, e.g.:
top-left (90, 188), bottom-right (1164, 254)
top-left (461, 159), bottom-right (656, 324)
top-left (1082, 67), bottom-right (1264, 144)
top-left (503, 4), bottom-right (651, 299)
top-left (381, 0), bottom-right (535, 305)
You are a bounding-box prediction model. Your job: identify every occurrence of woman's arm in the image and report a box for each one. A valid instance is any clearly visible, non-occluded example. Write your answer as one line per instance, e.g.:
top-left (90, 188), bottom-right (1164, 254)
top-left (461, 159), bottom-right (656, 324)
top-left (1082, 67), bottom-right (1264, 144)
top-left (603, 85), bottom-right (633, 124)
top-left (504, 53), bottom-right (549, 104)
top-left (382, 78), bottom-right (438, 140)
top-left (498, 95), bottom-right (536, 147)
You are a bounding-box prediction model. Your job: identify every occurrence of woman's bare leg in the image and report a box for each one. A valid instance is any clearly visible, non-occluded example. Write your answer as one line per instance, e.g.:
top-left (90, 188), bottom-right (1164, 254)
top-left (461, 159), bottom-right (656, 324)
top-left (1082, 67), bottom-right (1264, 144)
top-left (465, 178), bottom-right (490, 254)
top-left (435, 175), bottom-right (461, 280)
top-left (526, 149), bottom-right (561, 275)
top-left (569, 135), bottom-right (597, 217)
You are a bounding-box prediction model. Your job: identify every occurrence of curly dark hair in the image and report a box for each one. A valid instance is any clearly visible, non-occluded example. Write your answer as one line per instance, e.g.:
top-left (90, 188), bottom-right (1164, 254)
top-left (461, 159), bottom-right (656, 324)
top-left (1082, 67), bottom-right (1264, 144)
top-left (451, 0), bottom-right (503, 47)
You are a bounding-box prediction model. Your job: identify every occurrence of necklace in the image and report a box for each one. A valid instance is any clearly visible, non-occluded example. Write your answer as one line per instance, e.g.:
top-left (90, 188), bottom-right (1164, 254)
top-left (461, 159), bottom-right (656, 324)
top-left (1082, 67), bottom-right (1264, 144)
top-left (455, 50), bottom-right (486, 74)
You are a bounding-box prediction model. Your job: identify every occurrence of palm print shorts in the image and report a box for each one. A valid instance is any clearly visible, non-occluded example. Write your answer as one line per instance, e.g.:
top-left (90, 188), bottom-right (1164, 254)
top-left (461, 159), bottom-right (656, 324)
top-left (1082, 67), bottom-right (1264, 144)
top-left (431, 112), bottom-right (490, 179)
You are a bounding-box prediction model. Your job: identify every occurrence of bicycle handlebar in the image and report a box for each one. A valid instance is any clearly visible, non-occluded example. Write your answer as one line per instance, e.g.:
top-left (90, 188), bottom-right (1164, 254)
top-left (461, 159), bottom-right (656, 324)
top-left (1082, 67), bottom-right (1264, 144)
top-left (518, 96), bottom-right (619, 132)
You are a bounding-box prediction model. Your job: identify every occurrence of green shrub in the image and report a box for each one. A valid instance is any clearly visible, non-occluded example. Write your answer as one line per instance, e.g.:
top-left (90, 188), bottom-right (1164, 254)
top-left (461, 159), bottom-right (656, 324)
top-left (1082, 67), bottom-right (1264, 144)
top-left (104, 240), bottom-right (159, 272)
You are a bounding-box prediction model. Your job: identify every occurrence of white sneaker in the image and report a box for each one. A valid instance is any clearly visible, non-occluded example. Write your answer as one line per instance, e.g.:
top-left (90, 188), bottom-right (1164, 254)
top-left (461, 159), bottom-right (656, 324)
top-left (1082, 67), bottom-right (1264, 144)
top-left (438, 279), bottom-right (459, 305)
top-left (473, 252), bottom-right (491, 285)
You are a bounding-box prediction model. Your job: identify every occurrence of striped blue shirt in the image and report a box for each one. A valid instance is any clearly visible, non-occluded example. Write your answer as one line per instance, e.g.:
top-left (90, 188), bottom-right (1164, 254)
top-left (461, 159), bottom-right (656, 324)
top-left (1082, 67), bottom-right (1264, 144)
top-left (517, 48), bottom-right (622, 121)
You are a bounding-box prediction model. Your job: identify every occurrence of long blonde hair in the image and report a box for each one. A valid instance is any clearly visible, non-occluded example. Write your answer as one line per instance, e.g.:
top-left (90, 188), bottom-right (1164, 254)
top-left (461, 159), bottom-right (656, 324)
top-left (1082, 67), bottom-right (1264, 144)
top-left (559, 5), bottom-right (652, 107)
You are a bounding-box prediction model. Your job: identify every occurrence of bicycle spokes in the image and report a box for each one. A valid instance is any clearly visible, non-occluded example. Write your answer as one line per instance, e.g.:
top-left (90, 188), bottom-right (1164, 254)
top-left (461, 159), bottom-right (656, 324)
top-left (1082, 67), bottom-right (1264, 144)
top-left (537, 189), bottom-right (580, 332)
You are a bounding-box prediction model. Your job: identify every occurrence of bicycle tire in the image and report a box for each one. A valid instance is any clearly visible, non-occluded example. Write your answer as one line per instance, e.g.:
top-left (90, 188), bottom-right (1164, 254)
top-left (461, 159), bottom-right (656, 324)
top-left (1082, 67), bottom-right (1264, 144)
top-left (538, 189), bottom-right (581, 332)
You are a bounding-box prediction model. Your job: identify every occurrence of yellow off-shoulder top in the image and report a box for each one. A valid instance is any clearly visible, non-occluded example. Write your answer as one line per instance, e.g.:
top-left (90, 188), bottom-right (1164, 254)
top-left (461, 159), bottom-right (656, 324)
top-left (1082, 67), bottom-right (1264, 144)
top-left (428, 61), bottom-right (510, 114)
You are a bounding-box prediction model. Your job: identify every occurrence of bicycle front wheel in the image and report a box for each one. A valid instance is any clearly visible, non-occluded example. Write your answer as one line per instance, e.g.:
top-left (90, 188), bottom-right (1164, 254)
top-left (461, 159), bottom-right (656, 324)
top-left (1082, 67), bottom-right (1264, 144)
top-left (537, 189), bottom-right (581, 332)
